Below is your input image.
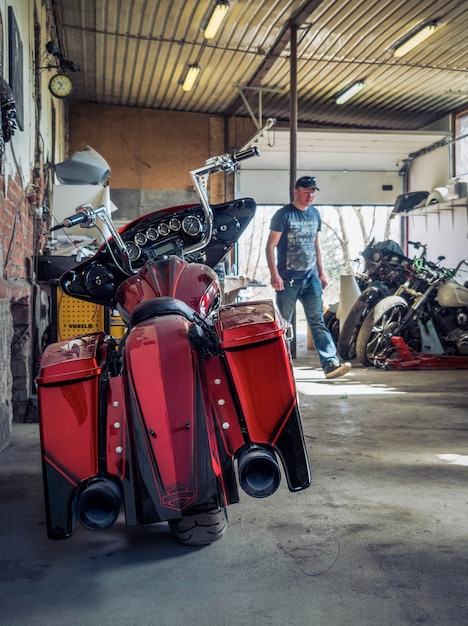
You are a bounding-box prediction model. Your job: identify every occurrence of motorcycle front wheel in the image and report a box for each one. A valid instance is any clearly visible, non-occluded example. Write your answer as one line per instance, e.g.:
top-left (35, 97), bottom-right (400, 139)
top-left (356, 296), bottom-right (409, 367)
top-left (169, 507), bottom-right (228, 546)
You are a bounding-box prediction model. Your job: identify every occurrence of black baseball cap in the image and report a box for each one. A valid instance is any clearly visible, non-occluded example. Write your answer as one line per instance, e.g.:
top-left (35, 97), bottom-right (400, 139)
top-left (295, 176), bottom-right (319, 190)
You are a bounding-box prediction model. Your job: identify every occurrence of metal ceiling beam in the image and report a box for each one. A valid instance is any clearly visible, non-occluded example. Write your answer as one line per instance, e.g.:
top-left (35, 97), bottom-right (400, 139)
top-left (225, 0), bottom-right (327, 118)
top-left (290, 22), bottom-right (298, 203)
top-left (235, 84), bottom-right (283, 129)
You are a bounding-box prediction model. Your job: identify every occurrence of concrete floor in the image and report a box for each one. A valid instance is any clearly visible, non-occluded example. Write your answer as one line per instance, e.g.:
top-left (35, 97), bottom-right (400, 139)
top-left (1, 339), bottom-right (467, 626)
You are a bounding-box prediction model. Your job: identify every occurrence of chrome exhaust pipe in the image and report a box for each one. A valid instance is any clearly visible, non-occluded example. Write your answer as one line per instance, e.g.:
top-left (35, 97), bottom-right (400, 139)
top-left (76, 479), bottom-right (122, 531)
top-left (238, 446), bottom-right (281, 498)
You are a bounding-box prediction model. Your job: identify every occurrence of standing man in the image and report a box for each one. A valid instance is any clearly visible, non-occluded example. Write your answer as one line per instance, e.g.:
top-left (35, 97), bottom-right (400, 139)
top-left (266, 176), bottom-right (351, 379)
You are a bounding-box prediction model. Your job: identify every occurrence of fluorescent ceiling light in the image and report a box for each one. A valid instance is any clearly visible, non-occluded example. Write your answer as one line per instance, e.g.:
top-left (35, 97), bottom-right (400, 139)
top-left (393, 22), bottom-right (438, 58)
top-left (335, 80), bottom-right (366, 105)
top-left (204, 0), bottom-right (230, 40)
top-left (182, 65), bottom-right (201, 92)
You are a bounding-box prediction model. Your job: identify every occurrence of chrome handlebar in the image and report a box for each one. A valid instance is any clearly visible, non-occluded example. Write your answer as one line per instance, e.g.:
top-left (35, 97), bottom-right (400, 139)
top-left (189, 147), bottom-right (259, 251)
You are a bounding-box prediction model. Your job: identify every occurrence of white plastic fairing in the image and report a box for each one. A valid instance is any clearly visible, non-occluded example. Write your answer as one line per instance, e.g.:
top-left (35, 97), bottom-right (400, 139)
top-left (55, 146), bottom-right (111, 185)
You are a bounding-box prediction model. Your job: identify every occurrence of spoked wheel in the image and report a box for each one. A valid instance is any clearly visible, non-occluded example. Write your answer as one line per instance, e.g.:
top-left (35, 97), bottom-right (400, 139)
top-left (337, 299), bottom-right (374, 361)
top-left (169, 507), bottom-right (228, 546)
top-left (356, 296), bottom-right (409, 367)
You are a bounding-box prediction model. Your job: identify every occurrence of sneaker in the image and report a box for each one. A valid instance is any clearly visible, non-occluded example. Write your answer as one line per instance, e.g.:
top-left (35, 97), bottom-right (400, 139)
top-left (324, 361), bottom-right (352, 379)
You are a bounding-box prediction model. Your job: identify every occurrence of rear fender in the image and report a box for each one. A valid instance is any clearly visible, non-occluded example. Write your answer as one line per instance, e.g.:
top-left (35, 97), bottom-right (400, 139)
top-left (122, 314), bottom-right (224, 524)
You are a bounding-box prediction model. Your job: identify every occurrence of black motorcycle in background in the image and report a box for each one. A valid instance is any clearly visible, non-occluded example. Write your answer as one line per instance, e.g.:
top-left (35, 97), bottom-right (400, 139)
top-left (356, 256), bottom-right (468, 367)
top-left (333, 239), bottom-right (413, 361)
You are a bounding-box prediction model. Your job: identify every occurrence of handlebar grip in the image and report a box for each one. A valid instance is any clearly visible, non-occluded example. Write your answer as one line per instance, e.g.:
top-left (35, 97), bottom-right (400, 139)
top-left (232, 147), bottom-right (260, 162)
top-left (49, 211), bottom-right (90, 231)
top-left (49, 223), bottom-right (65, 232)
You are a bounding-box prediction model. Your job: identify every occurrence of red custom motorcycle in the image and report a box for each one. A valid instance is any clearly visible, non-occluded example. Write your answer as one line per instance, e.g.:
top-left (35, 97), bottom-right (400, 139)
top-left (37, 148), bottom-right (311, 545)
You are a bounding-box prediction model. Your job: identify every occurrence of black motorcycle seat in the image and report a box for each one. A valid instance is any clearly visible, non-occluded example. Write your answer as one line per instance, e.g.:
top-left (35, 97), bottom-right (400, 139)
top-left (130, 296), bottom-right (197, 326)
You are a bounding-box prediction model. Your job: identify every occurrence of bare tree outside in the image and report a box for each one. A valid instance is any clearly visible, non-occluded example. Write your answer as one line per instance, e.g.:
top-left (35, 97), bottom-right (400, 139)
top-left (236, 204), bottom-right (399, 305)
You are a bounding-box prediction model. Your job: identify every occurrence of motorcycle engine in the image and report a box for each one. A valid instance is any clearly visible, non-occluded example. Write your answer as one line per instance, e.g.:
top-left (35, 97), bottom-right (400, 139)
top-left (446, 328), bottom-right (468, 355)
top-left (378, 264), bottom-right (408, 289)
top-left (457, 310), bottom-right (468, 328)
top-left (435, 307), bottom-right (468, 354)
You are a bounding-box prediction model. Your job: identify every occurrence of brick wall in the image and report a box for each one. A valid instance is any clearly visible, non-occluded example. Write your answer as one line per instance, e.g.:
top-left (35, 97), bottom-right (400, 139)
top-left (0, 277), bottom-right (13, 451)
top-left (68, 104), bottom-right (256, 199)
top-left (2, 174), bottom-right (36, 278)
top-left (0, 170), bottom-right (38, 450)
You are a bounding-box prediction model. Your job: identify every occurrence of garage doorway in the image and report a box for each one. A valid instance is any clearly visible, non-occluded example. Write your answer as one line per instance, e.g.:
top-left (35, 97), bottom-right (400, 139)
top-left (234, 203), bottom-right (400, 307)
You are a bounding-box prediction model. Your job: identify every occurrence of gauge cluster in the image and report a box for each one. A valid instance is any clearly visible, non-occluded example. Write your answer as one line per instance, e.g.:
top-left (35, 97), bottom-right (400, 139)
top-left (119, 206), bottom-right (205, 267)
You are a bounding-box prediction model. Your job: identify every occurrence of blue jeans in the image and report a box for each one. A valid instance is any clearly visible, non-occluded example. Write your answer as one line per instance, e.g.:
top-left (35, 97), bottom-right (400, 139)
top-left (276, 274), bottom-right (338, 369)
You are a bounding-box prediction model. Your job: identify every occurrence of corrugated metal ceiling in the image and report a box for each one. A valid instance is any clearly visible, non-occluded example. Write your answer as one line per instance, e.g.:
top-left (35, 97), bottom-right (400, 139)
top-left (53, 0), bottom-right (468, 130)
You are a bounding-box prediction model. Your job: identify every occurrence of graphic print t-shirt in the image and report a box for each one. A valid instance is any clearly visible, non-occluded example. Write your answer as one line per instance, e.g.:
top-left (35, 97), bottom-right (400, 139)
top-left (270, 203), bottom-right (321, 279)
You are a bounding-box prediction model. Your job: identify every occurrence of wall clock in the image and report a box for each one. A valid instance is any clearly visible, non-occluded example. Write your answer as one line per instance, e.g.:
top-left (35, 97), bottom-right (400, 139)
top-left (48, 74), bottom-right (73, 99)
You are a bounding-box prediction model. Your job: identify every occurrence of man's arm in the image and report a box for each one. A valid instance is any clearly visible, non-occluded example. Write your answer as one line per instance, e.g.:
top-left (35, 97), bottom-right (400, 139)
top-left (266, 230), bottom-right (284, 291)
top-left (315, 233), bottom-right (328, 289)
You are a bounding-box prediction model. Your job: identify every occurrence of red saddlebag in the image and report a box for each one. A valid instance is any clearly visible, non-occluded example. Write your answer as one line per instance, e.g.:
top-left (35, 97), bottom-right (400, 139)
top-left (215, 300), bottom-right (311, 491)
top-left (37, 332), bottom-right (107, 538)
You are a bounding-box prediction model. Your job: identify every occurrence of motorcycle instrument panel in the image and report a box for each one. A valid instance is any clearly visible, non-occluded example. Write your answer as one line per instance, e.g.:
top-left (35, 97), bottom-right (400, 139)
top-left (119, 206), bottom-right (205, 268)
top-left (59, 198), bottom-right (257, 308)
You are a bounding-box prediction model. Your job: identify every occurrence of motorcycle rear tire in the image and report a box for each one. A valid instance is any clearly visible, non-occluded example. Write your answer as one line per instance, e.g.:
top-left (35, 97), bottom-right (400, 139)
top-left (337, 299), bottom-right (374, 361)
top-left (169, 507), bottom-right (228, 546)
top-left (324, 308), bottom-right (340, 346)
top-left (356, 296), bottom-right (408, 367)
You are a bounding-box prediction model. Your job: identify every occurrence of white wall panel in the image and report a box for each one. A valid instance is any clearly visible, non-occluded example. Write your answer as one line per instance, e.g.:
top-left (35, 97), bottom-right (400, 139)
top-left (238, 169), bottom-right (402, 205)
top-left (408, 146), bottom-right (451, 192)
top-left (406, 202), bottom-right (468, 269)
